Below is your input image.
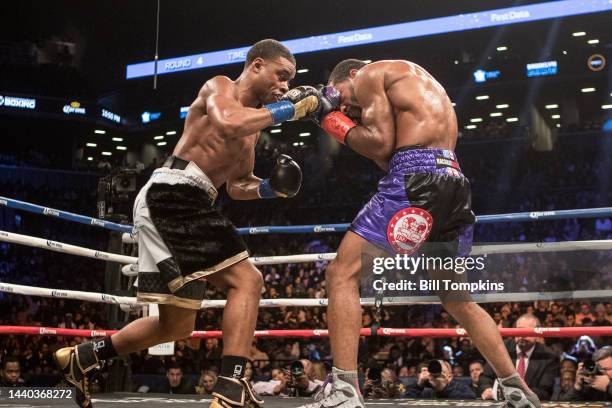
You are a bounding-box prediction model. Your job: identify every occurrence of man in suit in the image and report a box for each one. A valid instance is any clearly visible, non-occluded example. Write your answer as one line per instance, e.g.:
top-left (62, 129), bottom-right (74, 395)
top-left (479, 314), bottom-right (558, 401)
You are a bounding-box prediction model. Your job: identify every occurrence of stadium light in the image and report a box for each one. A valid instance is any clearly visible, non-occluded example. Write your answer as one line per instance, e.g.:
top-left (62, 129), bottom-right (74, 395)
top-left (545, 104), bottom-right (559, 109)
top-left (490, 112), bottom-right (503, 117)
top-left (116, 146), bottom-right (127, 151)
top-left (270, 129), bottom-right (282, 134)
top-left (166, 130), bottom-right (177, 135)
top-left (572, 31), bottom-right (586, 37)
top-left (157, 142), bottom-right (167, 146)
top-left (496, 104), bottom-right (509, 109)
top-left (581, 87), bottom-right (596, 93)
top-left (102, 151), bottom-right (112, 156)
top-left (154, 135), bottom-right (164, 140)
top-left (476, 95), bottom-right (490, 100)
top-left (112, 137), bottom-right (123, 142)
top-left (297, 68), bottom-right (309, 74)
top-left (506, 117), bottom-right (519, 122)
top-left (470, 118), bottom-right (483, 123)
top-left (86, 143), bottom-right (97, 147)
top-left (94, 130), bottom-right (106, 134)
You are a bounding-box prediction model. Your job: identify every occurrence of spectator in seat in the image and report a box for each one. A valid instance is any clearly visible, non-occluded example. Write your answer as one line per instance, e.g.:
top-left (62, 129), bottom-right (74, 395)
top-left (468, 361), bottom-right (484, 397)
top-left (153, 364), bottom-right (195, 394)
top-left (196, 371), bottom-right (217, 395)
top-left (1, 357), bottom-right (26, 387)
top-left (552, 370), bottom-right (576, 400)
top-left (479, 314), bottom-right (558, 401)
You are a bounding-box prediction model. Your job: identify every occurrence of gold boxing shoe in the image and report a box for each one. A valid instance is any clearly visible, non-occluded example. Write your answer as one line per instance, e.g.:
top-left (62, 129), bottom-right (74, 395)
top-left (54, 343), bottom-right (102, 408)
top-left (208, 375), bottom-right (264, 408)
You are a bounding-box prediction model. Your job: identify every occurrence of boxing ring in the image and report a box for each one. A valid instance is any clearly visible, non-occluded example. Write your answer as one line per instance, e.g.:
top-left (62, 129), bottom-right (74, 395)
top-left (3, 394), bottom-right (611, 408)
top-left (1, 196), bottom-right (612, 407)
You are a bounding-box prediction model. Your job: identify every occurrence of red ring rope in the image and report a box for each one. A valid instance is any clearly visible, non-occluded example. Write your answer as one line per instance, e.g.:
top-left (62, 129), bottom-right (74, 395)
top-left (1, 326), bottom-right (610, 338)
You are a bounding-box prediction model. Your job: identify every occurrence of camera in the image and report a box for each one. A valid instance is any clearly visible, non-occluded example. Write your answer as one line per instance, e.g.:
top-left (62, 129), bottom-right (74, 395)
top-left (367, 367), bottom-right (382, 384)
top-left (290, 360), bottom-right (305, 377)
top-left (428, 360), bottom-right (444, 379)
top-left (582, 359), bottom-right (603, 377)
top-left (97, 169), bottom-right (142, 222)
top-left (285, 361), bottom-right (316, 397)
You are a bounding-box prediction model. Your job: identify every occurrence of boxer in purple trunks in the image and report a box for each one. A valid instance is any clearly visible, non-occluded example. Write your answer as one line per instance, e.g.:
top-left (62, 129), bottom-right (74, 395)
top-left (297, 60), bottom-right (540, 408)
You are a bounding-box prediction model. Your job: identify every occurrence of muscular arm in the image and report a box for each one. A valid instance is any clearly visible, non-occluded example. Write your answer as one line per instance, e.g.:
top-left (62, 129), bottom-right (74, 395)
top-left (345, 67), bottom-right (396, 163)
top-left (225, 134), bottom-right (262, 200)
top-left (205, 76), bottom-right (274, 139)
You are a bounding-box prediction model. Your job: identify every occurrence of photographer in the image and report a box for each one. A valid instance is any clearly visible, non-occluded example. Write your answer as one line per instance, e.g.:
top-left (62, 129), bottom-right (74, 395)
top-left (363, 367), bottom-right (402, 398)
top-left (253, 360), bottom-right (329, 397)
top-left (561, 346), bottom-right (612, 401)
top-left (405, 360), bottom-right (475, 399)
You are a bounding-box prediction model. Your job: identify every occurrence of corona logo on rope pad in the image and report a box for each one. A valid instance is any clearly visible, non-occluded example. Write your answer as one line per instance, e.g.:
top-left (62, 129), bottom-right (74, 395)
top-left (314, 225), bottom-right (336, 232)
top-left (43, 208), bottom-right (60, 216)
top-left (529, 211), bottom-right (556, 219)
top-left (249, 227), bottom-right (269, 234)
top-left (534, 327), bottom-right (560, 334)
top-left (387, 207), bottom-right (433, 254)
top-left (91, 219), bottom-right (106, 227)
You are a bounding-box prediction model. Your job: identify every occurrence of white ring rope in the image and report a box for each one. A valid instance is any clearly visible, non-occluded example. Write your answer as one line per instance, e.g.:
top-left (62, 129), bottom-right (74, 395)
top-left (2, 230), bottom-right (611, 272)
top-left (0, 230), bottom-right (137, 264)
top-left (470, 240), bottom-right (612, 255)
top-left (0, 282), bottom-right (140, 310)
top-left (0, 282), bottom-right (610, 309)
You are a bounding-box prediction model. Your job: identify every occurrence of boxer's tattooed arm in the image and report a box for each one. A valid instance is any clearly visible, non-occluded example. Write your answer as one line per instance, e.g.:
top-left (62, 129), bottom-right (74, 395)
top-left (226, 173), bottom-right (262, 200)
top-left (205, 76), bottom-right (275, 139)
top-left (343, 68), bottom-right (395, 164)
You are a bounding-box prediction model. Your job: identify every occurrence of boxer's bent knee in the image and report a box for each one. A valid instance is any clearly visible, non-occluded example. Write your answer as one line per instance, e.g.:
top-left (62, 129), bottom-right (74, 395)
top-left (326, 260), bottom-right (360, 289)
top-left (215, 260), bottom-right (263, 294)
top-left (245, 266), bottom-right (264, 293)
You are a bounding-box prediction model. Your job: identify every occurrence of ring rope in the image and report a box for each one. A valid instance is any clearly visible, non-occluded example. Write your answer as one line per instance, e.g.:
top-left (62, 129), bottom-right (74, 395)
top-left (2, 230), bottom-right (611, 268)
top-left (2, 196), bottom-right (611, 235)
top-left (1, 325), bottom-right (610, 338)
top-left (1, 282), bottom-right (610, 308)
top-left (0, 230), bottom-right (137, 264)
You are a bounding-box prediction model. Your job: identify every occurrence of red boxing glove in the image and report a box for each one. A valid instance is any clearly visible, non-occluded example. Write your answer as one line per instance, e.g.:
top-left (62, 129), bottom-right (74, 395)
top-left (320, 111), bottom-right (356, 145)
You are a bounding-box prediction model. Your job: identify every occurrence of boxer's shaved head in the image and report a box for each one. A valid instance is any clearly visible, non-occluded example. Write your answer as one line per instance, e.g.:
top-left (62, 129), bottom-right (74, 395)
top-left (328, 59), bottom-right (367, 84)
top-left (246, 39), bottom-right (295, 67)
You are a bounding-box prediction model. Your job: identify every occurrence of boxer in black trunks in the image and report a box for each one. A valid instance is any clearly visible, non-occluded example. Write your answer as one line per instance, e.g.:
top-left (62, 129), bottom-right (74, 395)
top-left (54, 39), bottom-right (330, 408)
top-left (298, 59), bottom-right (540, 408)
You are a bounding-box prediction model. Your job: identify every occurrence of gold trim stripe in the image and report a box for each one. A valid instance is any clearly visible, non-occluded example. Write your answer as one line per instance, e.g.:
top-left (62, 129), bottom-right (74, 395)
top-left (167, 251), bottom-right (250, 293)
top-left (137, 292), bottom-right (202, 310)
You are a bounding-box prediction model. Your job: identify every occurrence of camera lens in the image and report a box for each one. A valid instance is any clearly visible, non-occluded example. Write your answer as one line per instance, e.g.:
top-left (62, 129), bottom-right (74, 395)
top-left (428, 360), bottom-right (443, 376)
top-left (290, 361), bottom-right (304, 376)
